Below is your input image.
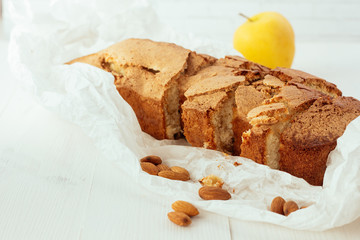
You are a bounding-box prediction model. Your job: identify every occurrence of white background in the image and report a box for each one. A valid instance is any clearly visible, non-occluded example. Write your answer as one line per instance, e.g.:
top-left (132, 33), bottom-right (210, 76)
top-left (1, 0), bottom-right (360, 239)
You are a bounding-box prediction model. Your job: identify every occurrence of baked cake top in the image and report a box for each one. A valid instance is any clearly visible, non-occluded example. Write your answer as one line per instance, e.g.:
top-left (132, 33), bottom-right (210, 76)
top-left (235, 86), bottom-right (267, 118)
top-left (267, 85), bottom-right (325, 112)
top-left (270, 67), bottom-right (342, 97)
top-left (181, 91), bottom-right (228, 111)
top-left (281, 96), bottom-right (360, 147)
top-left (103, 38), bottom-right (190, 83)
top-left (185, 75), bottom-right (245, 98)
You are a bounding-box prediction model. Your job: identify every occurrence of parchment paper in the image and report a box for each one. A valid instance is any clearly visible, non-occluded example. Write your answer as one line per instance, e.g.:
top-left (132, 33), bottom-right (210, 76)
top-left (7, 0), bottom-right (360, 231)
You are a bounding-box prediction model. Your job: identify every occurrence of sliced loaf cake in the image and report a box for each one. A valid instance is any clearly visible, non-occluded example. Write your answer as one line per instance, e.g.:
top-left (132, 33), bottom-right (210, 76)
top-left (68, 38), bottom-right (359, 186)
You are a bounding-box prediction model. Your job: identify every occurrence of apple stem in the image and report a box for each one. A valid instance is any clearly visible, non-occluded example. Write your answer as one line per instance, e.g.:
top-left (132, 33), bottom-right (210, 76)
top-left (238, 13), bottom-right (253, 22)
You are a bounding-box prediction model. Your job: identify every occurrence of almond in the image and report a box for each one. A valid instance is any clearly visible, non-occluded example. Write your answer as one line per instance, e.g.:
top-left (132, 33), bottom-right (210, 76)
top-left (167, 211), bottom-right (192, 226)
top-left (270, 196), bottom-right (285, 215)
top-left (157, 163), bottom-right (171, 172)
top-left (140, 155), bottom-right (162, 165)
top-left (199, 175), bottom-right (224, 188)
top-left (198, 186), bottom-right (231, 200)
top-left (172, 200), bottom-right (199, 217)
top-left (140, 162), bottom-right (159, 175)
top-left (170, 166), bottom-right (190, 177)
top-left (283, 201), bottom-right (299, 216)
top-left (158, 170), bottom-right (190, 181)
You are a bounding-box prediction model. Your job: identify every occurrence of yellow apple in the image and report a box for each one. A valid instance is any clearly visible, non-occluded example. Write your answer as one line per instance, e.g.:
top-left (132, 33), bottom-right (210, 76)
top-left (233, 12), bottom-right (295, 69)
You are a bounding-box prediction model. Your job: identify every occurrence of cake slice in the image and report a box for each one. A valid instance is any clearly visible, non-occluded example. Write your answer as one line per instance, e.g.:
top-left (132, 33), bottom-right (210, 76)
top-left (240, 103), bottom-right (291, 168)
top-left (232, 74), bottom-right (287, 155)
top-left (182, 75), bottom-right (245, 153)
top-left (179, 55), bottom-right (269, 103)
top-left (232, 86), bottom-right (267, 155)
top-left (240, 85), bottom-right (325, 170)
top-left (279, 96), bottom-right (360, 185)
top-left (178, 65), bottom-right (234, 104)
top-left (68, 38), bottom-right (215, 140)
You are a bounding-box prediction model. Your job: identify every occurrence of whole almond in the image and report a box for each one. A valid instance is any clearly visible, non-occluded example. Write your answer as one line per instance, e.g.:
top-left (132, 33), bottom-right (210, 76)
top-left (170, 166), bottom-right (190, 177)
top-left (140, 162), bottom-right (159, 175)
top-left (172, 200), bottom-right (199, 217)
top-left (140, 155), bottom-right (162, 165)
top-left (198, 186), bottom-right (231, 200)
top-left (167, 211), bottom-right (192, 226)
top-left (157, 163), bottom-right (171, 172)
top-left (270, 196), bottom-right (285, 215)
top-left (158, 170), bottom-right (190, 181)
top-left (283, 201), bottom-right (299, 216)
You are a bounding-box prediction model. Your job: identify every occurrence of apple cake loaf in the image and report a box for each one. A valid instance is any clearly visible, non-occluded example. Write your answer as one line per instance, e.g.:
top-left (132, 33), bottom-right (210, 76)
top-left (68, 38), bottom-right (360, 186)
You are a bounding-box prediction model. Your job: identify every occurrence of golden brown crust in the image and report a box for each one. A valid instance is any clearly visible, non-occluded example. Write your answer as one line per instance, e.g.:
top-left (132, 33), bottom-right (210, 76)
top-left (232, 115), bottom-right (252, 155)
top-left (178, 52), bottom-right (217, 102)
top-left (235, 86), bottom-right (267, 117)
top-left (103, 38), bottom-right (190, 99)
top-left (186, 52), bottom-right (217, 76)
top-left (182, 91), bottom-right (228, 112)
top-left (247, 103), bottom-right (289, 121)
top-left (103, 38), bottom-right (190, 81)
top-left (240, 127), bottom-right (270, 165)
top-left (182, 74), bottom-right (244, 151)
top-left (263, 75), bottom-right (285, 88)
top-left (289, 78), bottom-right (342, 98)
top-left (251, 75), bottom-right (285, 98)
top-left (270, 67), bottom-right (317, 82)
top-left (216, 55), bottom-right (270, 73)
top-left (117, 85), bottom-right (167, 139)
top-left (279, 140), bottom-right (336, 186)
top-left (66, 53), bottom-right (103, 68)
top-left (266, 85), bottom-right (325, 112)
top-left (182, 92), bottom-right (228, 149)
top-left (105, 39), bottom-right (192, 139)
top-left (270, 67), bottom-right (342, 97)
top-left (281, 96), bottom-right (360, 147)
top-left (179, 65), bottom-right (237, 103)
top-left (185, 75), bottom-right (245, 99)
top-left (279, 96), bottom-right (360, 185)
top-left (215, 55), bottom-right (270, 83)
top-left (233, 69), bottom-right (263, 83)
top-left (240, 81), bottom-right (351, 184)
top-left (233, 86), bottom-right (267, 155)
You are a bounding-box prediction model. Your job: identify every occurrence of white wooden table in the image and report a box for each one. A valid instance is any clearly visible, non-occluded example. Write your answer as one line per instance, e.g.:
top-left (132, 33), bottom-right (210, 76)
top-left (1, 3), bottom-right (360, 238)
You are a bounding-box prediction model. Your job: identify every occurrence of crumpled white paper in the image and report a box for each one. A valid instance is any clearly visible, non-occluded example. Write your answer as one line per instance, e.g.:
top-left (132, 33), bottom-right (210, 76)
top-left (7, 0), bottom-right (360, 231)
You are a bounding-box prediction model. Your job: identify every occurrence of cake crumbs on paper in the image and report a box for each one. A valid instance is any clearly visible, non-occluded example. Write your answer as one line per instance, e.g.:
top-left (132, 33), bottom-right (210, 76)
top-left (222, 152), bottom-right (231, 159)
top-left (234, 162), bottom-right (242, 166)
top-left (217, 164), bottom-right (224, 170)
